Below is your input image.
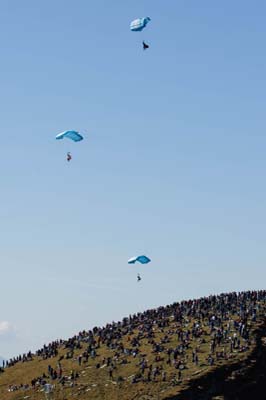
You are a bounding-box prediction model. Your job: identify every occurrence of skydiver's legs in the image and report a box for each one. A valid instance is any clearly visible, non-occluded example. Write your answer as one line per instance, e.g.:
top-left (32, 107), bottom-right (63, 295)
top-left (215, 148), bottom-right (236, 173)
top-left (142, 41), bottom-right (149, 50)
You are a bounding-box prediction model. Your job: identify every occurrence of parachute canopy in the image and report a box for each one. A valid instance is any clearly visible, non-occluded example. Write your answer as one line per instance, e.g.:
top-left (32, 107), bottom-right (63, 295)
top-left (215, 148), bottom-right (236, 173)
top-left (130, 17), bottom-right (151, 32)
top-left (56, 130), bottom-right (83, 142)
top-left (128, 255), bottom-right (151, 264)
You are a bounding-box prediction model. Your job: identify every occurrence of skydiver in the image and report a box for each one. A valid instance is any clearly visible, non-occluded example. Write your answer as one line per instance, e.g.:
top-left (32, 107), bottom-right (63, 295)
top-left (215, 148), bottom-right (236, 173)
top-left (142, 41), bottom-right (149, 50)
top-left (67, 152), bottom-right (72, 162)
top-left (137, 274), bottom-right (141, 282)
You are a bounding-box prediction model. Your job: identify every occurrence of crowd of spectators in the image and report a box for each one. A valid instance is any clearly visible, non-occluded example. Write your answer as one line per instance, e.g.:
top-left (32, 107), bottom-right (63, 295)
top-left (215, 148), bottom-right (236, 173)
top-left (2, 290), bottom-right (266, 396)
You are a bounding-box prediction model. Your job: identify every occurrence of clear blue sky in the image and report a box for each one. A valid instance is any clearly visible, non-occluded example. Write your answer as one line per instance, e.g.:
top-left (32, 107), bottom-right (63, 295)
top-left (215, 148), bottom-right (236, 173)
top-left (1, 0), bottom-right (266, 358)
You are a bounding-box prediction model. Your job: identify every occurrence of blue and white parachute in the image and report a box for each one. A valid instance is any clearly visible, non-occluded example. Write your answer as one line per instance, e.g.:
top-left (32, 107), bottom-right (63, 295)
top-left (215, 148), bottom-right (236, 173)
top-left (56, 130), bottom-right (84, 142)
top-left (128, 255), bottom-right (151, 264)
top-left (130, 17), bottom-right (151, 32)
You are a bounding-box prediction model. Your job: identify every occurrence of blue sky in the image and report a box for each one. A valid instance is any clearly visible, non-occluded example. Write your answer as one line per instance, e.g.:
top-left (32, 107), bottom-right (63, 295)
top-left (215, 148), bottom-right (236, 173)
top-left (1, 0), bottom-right (266, 358)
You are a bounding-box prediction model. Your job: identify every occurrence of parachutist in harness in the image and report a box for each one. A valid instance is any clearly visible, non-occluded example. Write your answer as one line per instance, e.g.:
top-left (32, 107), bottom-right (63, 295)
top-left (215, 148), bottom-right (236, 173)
top-left (137, 274), bottom-right (141, 282)
top-left (143, 41), bottom-right (149, 50)
top-left (67, 152), bottom-right (72, 162)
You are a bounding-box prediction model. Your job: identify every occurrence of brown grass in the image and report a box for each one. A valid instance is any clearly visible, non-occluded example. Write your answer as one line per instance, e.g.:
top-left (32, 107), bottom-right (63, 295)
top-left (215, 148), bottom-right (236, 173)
top-left (0, 306), bottom-right (263, 400)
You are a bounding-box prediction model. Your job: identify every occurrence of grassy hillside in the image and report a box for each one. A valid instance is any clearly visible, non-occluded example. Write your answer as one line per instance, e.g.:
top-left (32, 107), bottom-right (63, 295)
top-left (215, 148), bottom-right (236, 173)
top-left (0, 291), bottom-right (265, 400)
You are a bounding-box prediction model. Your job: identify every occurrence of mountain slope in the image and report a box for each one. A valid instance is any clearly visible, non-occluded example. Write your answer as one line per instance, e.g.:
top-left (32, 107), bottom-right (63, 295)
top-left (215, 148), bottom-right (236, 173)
top-left (0, 291), bottom-right (265, 400)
